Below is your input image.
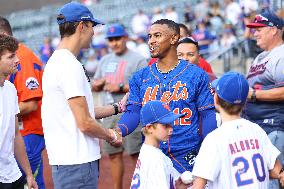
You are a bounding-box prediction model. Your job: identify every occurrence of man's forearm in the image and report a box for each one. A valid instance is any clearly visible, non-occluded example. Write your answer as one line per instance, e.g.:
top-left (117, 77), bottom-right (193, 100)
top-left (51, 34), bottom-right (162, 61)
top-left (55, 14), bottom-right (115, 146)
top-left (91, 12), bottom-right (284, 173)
top-left (19, 100), bottom-right (38, 115)
top-left (269, 159), bottom-right (283, 179)
top-left (94, 104), bottom-right (116, 119)
top-left (14, 131), bottom-right (33, 177)
top-left (249, 87), bottom-right (284, 102)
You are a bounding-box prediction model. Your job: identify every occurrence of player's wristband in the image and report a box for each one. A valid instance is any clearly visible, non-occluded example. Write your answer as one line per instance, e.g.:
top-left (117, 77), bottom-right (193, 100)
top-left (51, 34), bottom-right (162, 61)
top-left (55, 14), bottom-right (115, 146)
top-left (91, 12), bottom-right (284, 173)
top-left (112, 103), bottom-right (119, 115)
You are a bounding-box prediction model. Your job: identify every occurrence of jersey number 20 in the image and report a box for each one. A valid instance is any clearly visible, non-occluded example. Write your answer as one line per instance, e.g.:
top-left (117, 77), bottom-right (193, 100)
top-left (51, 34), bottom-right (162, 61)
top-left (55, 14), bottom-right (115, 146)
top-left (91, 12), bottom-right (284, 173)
top-left (233, 153), bottom-right (266, 187)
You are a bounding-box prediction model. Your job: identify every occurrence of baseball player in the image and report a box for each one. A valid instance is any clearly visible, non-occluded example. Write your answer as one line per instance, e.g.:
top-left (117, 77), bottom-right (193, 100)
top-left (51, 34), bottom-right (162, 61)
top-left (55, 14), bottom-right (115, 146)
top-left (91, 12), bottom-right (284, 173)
top-left (130, 100), bottom-right (190, 189)
top-left (114, 19), bottom-right (217, 173)
top-left (192, 72), bottom-right (284, 189)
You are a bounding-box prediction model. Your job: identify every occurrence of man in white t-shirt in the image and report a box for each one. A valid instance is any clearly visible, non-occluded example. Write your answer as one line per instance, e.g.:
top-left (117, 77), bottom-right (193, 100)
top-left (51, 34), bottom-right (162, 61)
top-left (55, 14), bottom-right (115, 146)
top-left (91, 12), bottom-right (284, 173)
top-left (192, 72), bottom-right (284, 189)
top-left (0, 34), bottom-right (37, 189)
top-left (41, 2), bottom-right (123, 189)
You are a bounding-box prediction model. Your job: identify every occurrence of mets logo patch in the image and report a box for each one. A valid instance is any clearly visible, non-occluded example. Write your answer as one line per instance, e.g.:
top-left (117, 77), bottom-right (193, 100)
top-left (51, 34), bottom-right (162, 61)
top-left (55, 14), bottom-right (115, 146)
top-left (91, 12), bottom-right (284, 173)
top-left (26, 77), bottom-right (39, 90)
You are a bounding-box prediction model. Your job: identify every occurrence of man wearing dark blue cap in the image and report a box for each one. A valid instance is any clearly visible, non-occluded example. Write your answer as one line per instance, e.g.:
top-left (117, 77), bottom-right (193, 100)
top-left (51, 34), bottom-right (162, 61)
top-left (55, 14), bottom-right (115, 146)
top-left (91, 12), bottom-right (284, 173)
top-left (244, 11), bottom-right (284, 189)
top-left (41, 2), bottom-right (124, 189)
top-left (92, 23), bottom-right (147, 189)
top-left (192, 72), bottom-right (284, 189)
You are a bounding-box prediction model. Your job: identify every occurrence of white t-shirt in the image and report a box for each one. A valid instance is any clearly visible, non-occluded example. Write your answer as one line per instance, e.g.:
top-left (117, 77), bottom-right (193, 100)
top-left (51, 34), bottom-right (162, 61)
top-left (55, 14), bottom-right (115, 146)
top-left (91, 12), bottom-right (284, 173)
top-left (130, 144), bottom-right (180, 189)
top-left (42, 49), bottom-right (100, 165)
top-left (0, 80), bottom-right (21, 183)
top-left (192, 119), bottom-right (280, 189)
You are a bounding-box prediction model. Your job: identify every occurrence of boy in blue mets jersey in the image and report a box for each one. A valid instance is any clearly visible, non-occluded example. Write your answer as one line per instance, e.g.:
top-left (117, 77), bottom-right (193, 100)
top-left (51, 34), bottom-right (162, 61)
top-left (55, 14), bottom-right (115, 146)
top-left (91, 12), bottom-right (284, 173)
top-left (113, 19), bottom-right (217, 173)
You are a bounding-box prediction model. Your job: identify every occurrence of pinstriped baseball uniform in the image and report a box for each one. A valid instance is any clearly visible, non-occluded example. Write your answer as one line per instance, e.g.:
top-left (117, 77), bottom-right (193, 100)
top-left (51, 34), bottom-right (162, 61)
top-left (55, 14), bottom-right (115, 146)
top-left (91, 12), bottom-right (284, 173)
top-left (130, 144), bottom-right (180, 189)
top-left (192, 118), bottom-right (280, 189)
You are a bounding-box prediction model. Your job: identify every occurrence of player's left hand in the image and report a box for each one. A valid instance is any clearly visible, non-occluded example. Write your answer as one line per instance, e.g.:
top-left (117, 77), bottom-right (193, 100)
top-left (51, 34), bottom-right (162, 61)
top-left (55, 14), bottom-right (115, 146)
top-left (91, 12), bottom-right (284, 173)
top-left (103, 83), bottom-right (120, 93)
top-left (26, 175), bottom-right (38, 189)
top-left (175, 177), bottom-right (193, 189)
top-left (118, 92), bottom-right (129, 112)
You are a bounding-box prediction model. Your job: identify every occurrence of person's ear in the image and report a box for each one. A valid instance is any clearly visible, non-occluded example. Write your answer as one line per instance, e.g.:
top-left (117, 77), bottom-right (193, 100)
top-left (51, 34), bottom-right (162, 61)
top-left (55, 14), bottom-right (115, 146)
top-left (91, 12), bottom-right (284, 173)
top-left (171, 34), bottom-right (179, 45)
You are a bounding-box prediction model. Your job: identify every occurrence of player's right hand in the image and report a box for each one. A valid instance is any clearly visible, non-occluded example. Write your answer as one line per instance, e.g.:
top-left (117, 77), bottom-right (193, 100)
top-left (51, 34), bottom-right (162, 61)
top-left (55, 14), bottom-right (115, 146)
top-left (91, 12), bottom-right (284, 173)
top-left (108, 128), bottom-right (122, 147)
top-left (175, 177), bottom-right (193, 189)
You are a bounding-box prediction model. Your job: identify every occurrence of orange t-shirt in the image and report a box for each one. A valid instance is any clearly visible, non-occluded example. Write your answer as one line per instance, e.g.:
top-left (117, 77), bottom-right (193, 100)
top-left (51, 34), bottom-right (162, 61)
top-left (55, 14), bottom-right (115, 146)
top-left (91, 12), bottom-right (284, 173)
top-left (8, 43), bottom-right (44, 136)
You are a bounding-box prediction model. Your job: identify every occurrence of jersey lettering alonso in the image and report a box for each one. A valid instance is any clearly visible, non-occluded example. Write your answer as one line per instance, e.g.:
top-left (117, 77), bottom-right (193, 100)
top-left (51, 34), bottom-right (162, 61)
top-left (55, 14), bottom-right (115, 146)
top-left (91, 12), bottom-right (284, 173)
top-left (128, 60), bottom-right (214, 172)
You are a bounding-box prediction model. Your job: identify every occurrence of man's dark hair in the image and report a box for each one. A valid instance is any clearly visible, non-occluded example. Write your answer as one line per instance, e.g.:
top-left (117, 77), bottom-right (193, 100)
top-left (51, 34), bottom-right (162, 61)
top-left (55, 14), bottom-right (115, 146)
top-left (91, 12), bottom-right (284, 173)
top-left (217, 96), bottom-right (244, 115)
top-left (0, 34), bottom-right (18, 58)
top-left (57, 14), bottom-right (81, 38)
top-left (152, 19), bottom-right (180, 36)
top-left (178, 37), bottom-right (199, 51)
top-left (0, 16), bottom-right (13, 36)
top-left (178, 23), bottom-right (191, 36)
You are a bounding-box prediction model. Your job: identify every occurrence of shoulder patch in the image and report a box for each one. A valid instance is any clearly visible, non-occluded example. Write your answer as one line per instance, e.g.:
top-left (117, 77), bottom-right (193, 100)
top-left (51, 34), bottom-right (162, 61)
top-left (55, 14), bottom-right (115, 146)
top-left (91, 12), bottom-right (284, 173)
top-left (26, 77), bottom-right (39, 90)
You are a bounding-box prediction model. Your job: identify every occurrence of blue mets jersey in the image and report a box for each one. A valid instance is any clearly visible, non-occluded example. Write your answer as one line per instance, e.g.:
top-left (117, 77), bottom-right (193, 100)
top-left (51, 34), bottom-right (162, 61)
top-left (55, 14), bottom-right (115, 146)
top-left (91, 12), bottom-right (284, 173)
top-left (128, 60), bottom-right (214, 172)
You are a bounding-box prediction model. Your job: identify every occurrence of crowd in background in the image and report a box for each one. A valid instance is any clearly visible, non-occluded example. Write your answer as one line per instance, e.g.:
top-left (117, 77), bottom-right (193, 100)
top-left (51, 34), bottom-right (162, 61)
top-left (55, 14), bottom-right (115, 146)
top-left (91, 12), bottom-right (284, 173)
top-left (37, 0), bottom-right (284, 78)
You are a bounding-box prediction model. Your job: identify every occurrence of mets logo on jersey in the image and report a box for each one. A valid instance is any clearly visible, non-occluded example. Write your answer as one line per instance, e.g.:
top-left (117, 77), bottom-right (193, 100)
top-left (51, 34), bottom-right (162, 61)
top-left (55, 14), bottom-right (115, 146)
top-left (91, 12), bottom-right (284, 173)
top-left (142, 81), bottom-right (188, 105)
top-left (25, 77), bottom-right (39, 90)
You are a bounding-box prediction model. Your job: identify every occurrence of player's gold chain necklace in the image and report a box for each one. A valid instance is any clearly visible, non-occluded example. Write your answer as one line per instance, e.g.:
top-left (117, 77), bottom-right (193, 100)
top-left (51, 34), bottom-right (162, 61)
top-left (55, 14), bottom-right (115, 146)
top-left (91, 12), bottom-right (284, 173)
top-left (156, 60), bottom-right (180, 74)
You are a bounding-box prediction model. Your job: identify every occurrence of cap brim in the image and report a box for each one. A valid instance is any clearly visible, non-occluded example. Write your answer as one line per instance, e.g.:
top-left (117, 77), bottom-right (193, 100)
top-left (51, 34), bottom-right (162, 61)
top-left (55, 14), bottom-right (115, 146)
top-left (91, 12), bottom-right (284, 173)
top-left (246, 23), bottom-right (267, 28)
top-left (159, 112), bottom-right (185, 125)
top-left (92, 18), bottom-right (105, 26)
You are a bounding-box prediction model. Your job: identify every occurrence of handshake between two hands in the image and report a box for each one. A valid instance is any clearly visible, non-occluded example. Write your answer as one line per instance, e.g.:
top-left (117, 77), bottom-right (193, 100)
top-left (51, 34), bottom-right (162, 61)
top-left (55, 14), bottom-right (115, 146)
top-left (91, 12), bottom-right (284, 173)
top-left (107, 128), bottom-right (123, 147)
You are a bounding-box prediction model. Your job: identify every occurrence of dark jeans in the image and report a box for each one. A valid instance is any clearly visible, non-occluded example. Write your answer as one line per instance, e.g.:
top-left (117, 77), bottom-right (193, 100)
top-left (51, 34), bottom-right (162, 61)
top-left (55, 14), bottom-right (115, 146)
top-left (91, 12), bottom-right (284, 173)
top-left (0, 176), bottom-right (26, 189)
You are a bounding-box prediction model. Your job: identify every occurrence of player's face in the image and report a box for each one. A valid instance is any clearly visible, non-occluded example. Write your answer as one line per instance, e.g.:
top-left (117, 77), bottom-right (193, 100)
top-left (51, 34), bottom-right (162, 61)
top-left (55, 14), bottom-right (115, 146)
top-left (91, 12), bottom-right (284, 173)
top-left (177, 43), bottom-right (199, 65)
top-left (107, 36), bottom-right (127, 56)
top-left (80, 21), bottom-right (94, 49)
top-left (148, 24), bottom-right (175, 58)
top-left (254, 27), bottom-right (273, 51)
top-left (0, 50), bottom-right (19, 77)
top-left (153, 123), bottom-right (173, 141)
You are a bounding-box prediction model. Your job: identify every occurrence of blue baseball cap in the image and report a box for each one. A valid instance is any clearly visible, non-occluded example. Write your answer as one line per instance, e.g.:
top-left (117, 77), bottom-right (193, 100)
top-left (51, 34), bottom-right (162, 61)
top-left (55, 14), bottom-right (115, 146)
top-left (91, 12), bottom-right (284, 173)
top-left (246, 11), bottom-right (283, 30)
top-left (57, 2), bottom-right (104, 26)
top-left (106, 24), bottom-right (128, 38)
top-left (140, 100), bottom-right (184, 127)
top-left (211, 72), bottom-right (249, 105)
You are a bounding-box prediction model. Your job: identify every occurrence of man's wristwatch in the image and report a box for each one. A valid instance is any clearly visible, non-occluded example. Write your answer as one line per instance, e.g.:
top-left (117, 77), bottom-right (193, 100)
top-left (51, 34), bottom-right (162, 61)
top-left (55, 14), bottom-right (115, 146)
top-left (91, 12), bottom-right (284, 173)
top-left (119, 83), bottom-right (124, 92)
top-left (112, 103), bottom-right (119, 115)
top-left (251, 89), bottom-right (257, 102)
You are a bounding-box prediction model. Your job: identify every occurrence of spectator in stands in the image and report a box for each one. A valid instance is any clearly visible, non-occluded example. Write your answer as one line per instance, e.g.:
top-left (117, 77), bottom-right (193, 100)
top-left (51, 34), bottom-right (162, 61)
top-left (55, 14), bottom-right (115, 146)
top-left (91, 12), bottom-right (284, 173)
top-left (192, 19), bottom-right (215, 58)
top-left (0, 33), bottom-right (38, 189)
top-left (224, 0), bottom-right (242, 26)
top-left (41, 2), bottom-right (126, 189)
top-left (151, 7), bottom-right (164, 23)
top-left (92, 23), bottom-right (147, 189)
top-left (165, 6), bottom-right (179, 23)
top-left (131, 9), bottom-right (150, 35)
top-left (178, 23), bottom-right (191, 39)
top-left (220, 28), bottom-right (237, 48)
top-left (183, 4), bottom-right (195, 25)
top-left (0, 16), bottom-right (48, 189)
top-left (244, 11), bottom-right (284, 189)
top-left (134, 34), bottom-right (151, 59)
top-left (177, 37), bottom-right (216, 81)
top-left (39, 37), bottom-right (54, 67)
